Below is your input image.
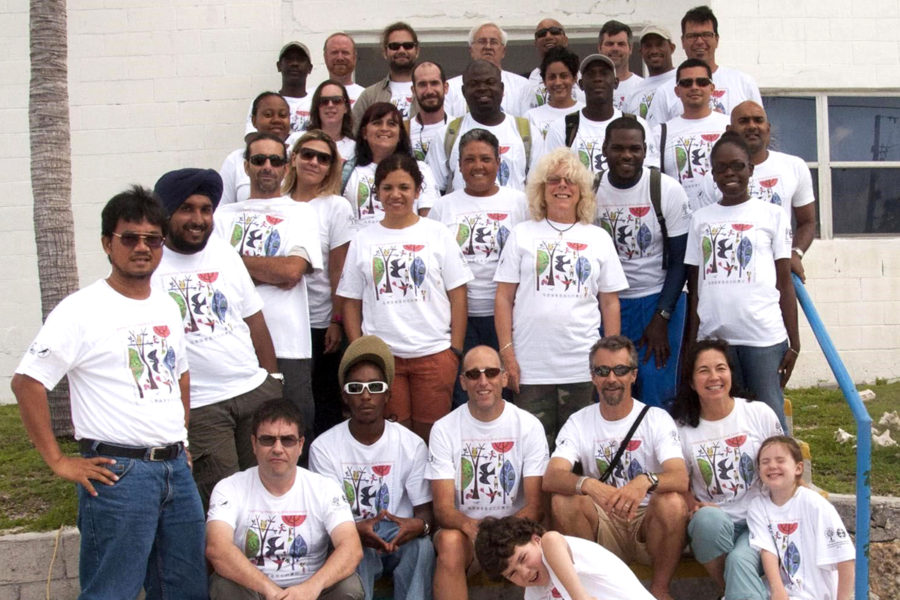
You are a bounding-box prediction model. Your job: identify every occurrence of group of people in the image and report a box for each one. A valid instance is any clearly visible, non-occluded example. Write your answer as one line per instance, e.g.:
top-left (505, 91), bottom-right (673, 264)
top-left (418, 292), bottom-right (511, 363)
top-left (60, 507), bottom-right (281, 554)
top-left (10, 5), bottom-right (852, 600)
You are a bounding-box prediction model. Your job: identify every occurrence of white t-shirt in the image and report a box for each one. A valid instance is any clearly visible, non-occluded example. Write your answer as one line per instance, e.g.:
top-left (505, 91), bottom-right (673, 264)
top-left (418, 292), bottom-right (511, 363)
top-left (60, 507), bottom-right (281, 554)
top-left (409, 115), bottom-right (452, 162)
top-left (16, 280), bottom-right (189, 447)
top-left (219, 148), bottom-right (250, 208)
top-left (152, 237), bottom-right (268, 408)
top-left (647, 65), bottom-right (762, 124)
top-left (553, 401), bottom-right (683, 507)
top-left (594, 167), bottom-right (691, 298)
top-left (747, 486), bottom-right (855, 600)
top-left (300, 194), bottom-right (354, 329)
top-left (677, 398), bottom-right (783, 523)
top-left (345, 83), bottom-right (365, 106)
top-left (426, 401), bottom-right (549, 519)
top-left (207, 467), bottom-right (354, 587)
top-left (623, 71), bottom-right (677, 126)
top-left (426, 113), bottom-right (529, 193)
top-left (309, 420), bottom-right (431, 521)
top-left (493, 220), bottom-right (628, 384)
top-left (335, 137), bottom-right (356, 163)
top-left (445, 70), bottom-right (532, 117)
top-left (388, 80), bottom-right (414, 120)
top-left (244, 94), bottom-right (313, 135)
top-left (525, 535), bottom-right (655, 600)
top-left (337, 218), bottom-right (473, 358)
top-left (526, 102), bottom-right (583, 141)
top-left (540, 109), bottom-right (659, 175)
top-left (612, 73), bottom-right (645, 112)
top-left (428, 187), bottom-right (528, 316)
top-left (685, 199), bottom-right (792, 346)
top-left (658, 112), bottom-right (731, 211)
top-left (710, 151), bottom-right (815, 220)
top-left (524, 68), bottom-right (586, 111)
top-left (213, 196), bottom-right (324, 359)
top-left (341, 161), bottom-right (439, 232)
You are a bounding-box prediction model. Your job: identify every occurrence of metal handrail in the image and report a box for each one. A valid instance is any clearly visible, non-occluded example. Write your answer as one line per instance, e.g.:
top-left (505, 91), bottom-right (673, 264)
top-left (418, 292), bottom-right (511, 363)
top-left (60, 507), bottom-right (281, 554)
top-left (792, 273), bottom-right (871, 598)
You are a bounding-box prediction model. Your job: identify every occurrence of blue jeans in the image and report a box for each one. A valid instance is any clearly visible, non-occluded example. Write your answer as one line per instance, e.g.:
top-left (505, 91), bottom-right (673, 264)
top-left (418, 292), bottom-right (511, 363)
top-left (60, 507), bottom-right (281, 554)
top-left (452, 315), bottom-right (500, 408)
top-left (727, 341), bottom-right (789, 432)
top-left (620, 292), bottom-right (687, 409)
top-left (356, 520), bottom-right (434, 600)
top-left (688, 507), bottom-right (766, 600)
top-left (77, 449), bottom-right (207, 600)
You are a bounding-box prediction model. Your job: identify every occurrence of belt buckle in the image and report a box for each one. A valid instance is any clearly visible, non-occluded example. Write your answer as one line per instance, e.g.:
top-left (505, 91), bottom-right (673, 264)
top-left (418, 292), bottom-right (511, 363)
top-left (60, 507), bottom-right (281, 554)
top-left (148, 446), bottom-right (169, 461)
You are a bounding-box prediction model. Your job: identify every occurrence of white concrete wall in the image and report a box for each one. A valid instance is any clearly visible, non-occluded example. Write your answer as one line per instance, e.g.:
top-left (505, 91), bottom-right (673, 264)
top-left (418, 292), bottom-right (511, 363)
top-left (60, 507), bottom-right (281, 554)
top-left (1, 0), bottom-right (898, 400)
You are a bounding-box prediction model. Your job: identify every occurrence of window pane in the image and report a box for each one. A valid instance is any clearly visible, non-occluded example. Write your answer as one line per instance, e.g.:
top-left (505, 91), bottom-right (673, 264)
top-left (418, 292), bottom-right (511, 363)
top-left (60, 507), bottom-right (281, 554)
top-left (762, 96), bottom-right (817, 161)
top-left (829, 97), bottom-right (900, 161)
top-left (832, 168), bottom-right (900, 234)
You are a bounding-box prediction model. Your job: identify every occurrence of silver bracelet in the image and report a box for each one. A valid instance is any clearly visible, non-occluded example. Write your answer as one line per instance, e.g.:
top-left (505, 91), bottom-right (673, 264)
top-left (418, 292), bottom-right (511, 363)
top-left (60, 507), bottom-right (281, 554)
top-left (574, 475), bottom-right (589, 495)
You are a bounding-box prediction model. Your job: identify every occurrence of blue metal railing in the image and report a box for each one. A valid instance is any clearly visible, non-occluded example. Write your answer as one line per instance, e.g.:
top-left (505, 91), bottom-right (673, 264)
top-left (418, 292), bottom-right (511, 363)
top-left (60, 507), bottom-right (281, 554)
top-left (792, 274), bottom-right (871, 599)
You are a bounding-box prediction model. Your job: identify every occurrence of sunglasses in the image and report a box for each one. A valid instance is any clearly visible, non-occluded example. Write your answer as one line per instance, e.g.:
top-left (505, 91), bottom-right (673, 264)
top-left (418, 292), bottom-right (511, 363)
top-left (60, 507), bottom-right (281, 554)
top-left (256, 434), bottom-right (301, 447)
top-left (590, 364), bottom-right (636, 377)
top-left (546, 175), bottom-right (574, 186)
top-left (344, 381), bottom-right (389, 394)
top-left (712, 161), bottom-right (749, 175)
top-left (111, 232), bottom-right (165, 248)
top-left (387, 41), bottom-right (417, 51)
top-left (677, 77), bottom-right (712, 88)
top-left (298, 147), bottom-right (334, 165)
top-left (463, 367), bottom-right (503, 380)
top-left (248, 154), bottom-right (288, 167)
top-left (320, 95), bottom-right (345, 106)
top-left (535, 26), bottom-right (564, 39)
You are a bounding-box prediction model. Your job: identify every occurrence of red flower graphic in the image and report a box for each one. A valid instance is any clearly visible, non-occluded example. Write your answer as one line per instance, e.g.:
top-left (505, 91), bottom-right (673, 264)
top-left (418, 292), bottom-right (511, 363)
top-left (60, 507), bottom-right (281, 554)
top-left (711, 90), bottom-right (726, 98)
top-left (701, 133), bottom-right (721, 143)
top-left (486, 213), bottom-right (508, 221)
top-left (371, 465), bottom-right (391, 477)
top-left (403, 244), bottom-right (425, 252)
top-left (266, 215), bottom-right (283, 225)
top-left (626, 440), bottom-right (642, 451)
top-left (197, 272), bottom-right (218, 283)
top-left (282, 514), bottom-right (306, 527)
top-left (492, 441), bottom-right (515, 453)
top-left (731, 224), bottom-right (753, 232)
top-left (725, 435), bottom-right (747, 448)
top-left (629, 206), bottom-right (651, 218)
top-left (759, 178), bottom-right (779, 189)
top-left (566, 242), bottom-right (588, 251)
top-left (153, 326), bottom-right (170, 338)
top-left (777, 522), bottom-right (799, 535)
top-left (499, 146), bottom-right (510, 155)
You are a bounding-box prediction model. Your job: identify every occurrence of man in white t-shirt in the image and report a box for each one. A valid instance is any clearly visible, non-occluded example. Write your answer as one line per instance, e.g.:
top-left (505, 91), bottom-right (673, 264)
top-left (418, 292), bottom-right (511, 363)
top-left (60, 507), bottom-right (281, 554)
top-left (427, 346), bottom-right (549, 600)
top-left (624, 26), bottom-right (677, 125)
top-left (245, 42), bottom-right (314, 136)
top-left (310, 335), bottom-right (435, 600)
top-left (323, 32), bottom-right (364, 105)
top-left (543, 336), bottom-right (689, 600)
top-left (213, 132), bottom-right (323, 444)
top-left (152, 168), bottom-right (285, 509)
top-left (409, 61), bottom-right (453, 161)
top-left (598, 20), bottom-right (644, 112)
top-left (727, 100), bottom-right (817, 281)
top-left (352, 22), bottom-right (420, 125)
top-left (12, 188), bottom-right (207, 598)
top-left (524, 19), bottom-right (585, 110)
top-left (206, 399), bottom-right (364, 599)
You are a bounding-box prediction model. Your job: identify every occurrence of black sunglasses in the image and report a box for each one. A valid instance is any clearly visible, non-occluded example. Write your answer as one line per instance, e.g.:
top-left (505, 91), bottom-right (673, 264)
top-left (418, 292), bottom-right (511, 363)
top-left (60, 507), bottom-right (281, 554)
top-left (319, 95), bottom-right (345, 106)
top-left (111, 232), bottom-right (165, 249)
top-left (677, 77), bottom-right (712, 88)
top-left (712, 161), bottom-right (748, 175)
top-left (463, 367), bottom-right (503, 380)
top-left (590, 364), bottom-right (636, 377)
top-left (535, 26), bottom-right (564, 39)
top-left (248, 154), bottom-right (287, 167)
top-left (298, 147), bottom-right (334, 165)
top-left (386, 41), bottom-right (417, 51)
top-left (256, 434), bottom-right (301, 447)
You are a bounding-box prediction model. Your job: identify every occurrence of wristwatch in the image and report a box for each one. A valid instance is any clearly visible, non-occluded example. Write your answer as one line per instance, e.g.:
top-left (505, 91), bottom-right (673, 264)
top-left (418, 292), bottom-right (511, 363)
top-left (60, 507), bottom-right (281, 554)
top-left (419, 519), bottom-right (431, 537)
top-left (656, 309), bottom-right (672, 321)
top-left (644, 472), bottom-right (659, 492)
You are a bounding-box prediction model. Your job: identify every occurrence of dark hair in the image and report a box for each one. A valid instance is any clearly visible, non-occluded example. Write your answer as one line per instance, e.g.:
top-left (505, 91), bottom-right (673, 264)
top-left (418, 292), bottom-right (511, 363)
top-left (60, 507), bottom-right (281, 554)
top-left (458, 128), bottom-right (500, 160)
top-left (589, 335), bottom-right (638, 370)
top-left (243, 132), bottom-right (287, 161)
top-left (599, 19), bottom-right (633, 42)
top-left (604, 116), bottom-right (646, 143)
top-left (539, 46), bottom-right (580, 81)
top-left (682, 5), bottom-right (719, 36)
top-left (355, 102), bottom-right (411, 166)
top-left (463, 59), bottom-right (501, 83)
top-left (710, 130), bottom-right (752, 164)
top-left (308, 79), bottom-right (354, 140)
top-left (250, 91), bottom-right (288, 119)
top-left (382, 21), bottom-right (418, 48)
top-left (475, 517), bottom-right (546, 580)
top-left (671, 339), bottom-right (735, 427)
top-left (251, 399), bottom-right (305, 437)
top-left (676, 57), bottom-right (713, 81)
top-left (101, 185), bottom-right (168, 238)
top-left (757, 435), bottom-right (804, 470)
top-left (373, 152), bottom-right (423, 191)
top-left (412, 60), bottom-right (447, 84)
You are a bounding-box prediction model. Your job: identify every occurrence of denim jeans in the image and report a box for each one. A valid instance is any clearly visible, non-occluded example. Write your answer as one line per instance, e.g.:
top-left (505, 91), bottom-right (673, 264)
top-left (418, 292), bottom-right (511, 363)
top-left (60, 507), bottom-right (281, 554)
top-left (688, 506), bottom-right (766, 600)
top-left (356, 520), bottom-right (434, 600)
top-left (77, 449), bottom-right (207, 600)
top-left (727, 340), bottom-right (789, 432)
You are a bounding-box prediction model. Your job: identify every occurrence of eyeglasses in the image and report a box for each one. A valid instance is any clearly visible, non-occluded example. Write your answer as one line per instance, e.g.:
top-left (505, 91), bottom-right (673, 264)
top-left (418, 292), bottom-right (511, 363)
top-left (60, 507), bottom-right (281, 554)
top-left (546, 175), bottom-right (574, 186)
top-left (256, 434), bottom-right (301, 447)
top-left (474, 38), bottom-right (503, 47)
top-left (344, 381), bottom-right (389, 394)
top-left (298, 147), bottom-right (334, 165)
top-left (462, 367), bottom-right (503, 380)
top-left (248, 154), bottom-right (288, 167)
top-left (677, 77), bottom-right (712, 88)
top-left (712, 161), bottom-right (748, 175)
top-left (535, 26), bottom-right (564, 39)
top-left (319, 95), bottom-right (345, 106)
top-left (111, 232), bottom-right (165, 248)
top-left (684, 31), bottom-right (717, 41)
top-left (590, 364), bottom-right (636, 377)
top-left (387, 41), bottom-right (417, 51)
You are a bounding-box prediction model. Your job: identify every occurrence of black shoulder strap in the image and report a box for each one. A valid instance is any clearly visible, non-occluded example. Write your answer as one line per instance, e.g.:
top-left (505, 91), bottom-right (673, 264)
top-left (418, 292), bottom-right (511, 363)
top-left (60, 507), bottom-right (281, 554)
top-left (599, 405), bottom-right (651, 483)
top-left (647, 167), bottom-right (668, 269)
top-left (658, 122), bottom-right (667, 174)
top-left (564, 111), bottom-right (580, 147)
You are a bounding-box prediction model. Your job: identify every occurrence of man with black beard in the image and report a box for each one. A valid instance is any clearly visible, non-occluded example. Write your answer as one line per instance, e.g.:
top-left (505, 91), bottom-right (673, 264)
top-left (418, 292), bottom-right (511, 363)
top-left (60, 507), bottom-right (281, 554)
top-left (152, 168), bottom-right (284, 509)
top-left (408, 61), bottom-right (453, 161)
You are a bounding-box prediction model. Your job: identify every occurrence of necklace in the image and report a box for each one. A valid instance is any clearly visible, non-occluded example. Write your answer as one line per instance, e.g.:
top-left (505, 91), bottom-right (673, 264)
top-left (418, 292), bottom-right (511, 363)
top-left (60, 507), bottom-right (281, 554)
top-left (545, 218), bottom-right (577, 238)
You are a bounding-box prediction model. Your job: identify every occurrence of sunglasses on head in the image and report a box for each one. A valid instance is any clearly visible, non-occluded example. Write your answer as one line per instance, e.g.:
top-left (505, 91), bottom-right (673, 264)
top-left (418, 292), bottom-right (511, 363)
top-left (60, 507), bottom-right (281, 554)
top-left (677, 77), bottom-right (712, 88)
top-left (111, 232), bottom-right (165, 248)
top-left (298, 147), bottom-right (334, 165)
top-left (319, 95), bottom-right (345, 106)
top-left (248, 154), bottom-right (287, 167)
top-left (462, 367), bottom-right (503, 380)
top-left (256, 434), bottom-right (300, 447)
top-left (590, 364), bottom-right (636, 377)
top-left (535, 26), bottom-right (564, 39)
top-left (344, 381), bottom-right (389, 394)
top-left (387, 41), bottom-right (416, 51)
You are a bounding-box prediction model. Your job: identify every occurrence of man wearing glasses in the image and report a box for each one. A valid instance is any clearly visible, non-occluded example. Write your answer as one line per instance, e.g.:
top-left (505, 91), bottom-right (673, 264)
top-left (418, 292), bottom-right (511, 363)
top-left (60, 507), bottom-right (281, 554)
top-left (207, 399), bottom-right (364, 599)
top-left (214, 132), bottom-right (323, 444)
top-left (524, 19), bottom-right (585, 110)
top-left (310, 335), bottom-right (435, 600)
top-left (12, 188), bottom-right (208, 598)
top-left (543, 335), bottom-right (689, 600)
top-left (353, 21), bottom-right (420, 124)
top-left (426, 345), bottom-right (549, 600)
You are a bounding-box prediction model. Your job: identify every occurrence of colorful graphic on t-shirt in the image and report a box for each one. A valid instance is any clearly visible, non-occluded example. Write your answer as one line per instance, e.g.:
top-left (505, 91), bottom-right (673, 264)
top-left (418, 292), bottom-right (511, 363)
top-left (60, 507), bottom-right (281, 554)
top-left (700, 222), bottom-right (756, 283)
top-left (636, 91), bottom-right (655, 119)
top-left (292, 110), bottom-right (311, 133)
top-left (534, 238), bottom-right (593, 297)
top-left (769, 520), bottom-right (803, 589)
top-left (413, 140), bottom-right (429, 162)
top-left (594, 438), bottom-right (645, 488)
top-left (243, 512), bottom-right (310, 576)
top-left (690, 434), bottom-right (756, 500)
top-left (370, 243), bottom-right (429, 302)
top-left (751, 177), bottom-right (783, 206)
top-left (575, 139), bottom-right (606, 173)
top-left (710, 89), bottom-right (727, 114)
top-left (672, 133), bottom-right (720, 182)
top-left (454, 211), bottom-right (512, 261)
top-left (597, 206), bottom-right (654, 260)
top-left (125, 325), bottom-right (178, 399)
top-left (164, 271), bottom-right (232, 336)
top-left (393, 95), bottom-right (413, 120)
top-left (353, 174), bottom-right (378, 221)
top-left (341, 463), bottom-right (392, 519)
top-left (228, 214), bottom-right (284, 257)
top-left (459, 440), bottom-right (518, 508)
top-left (498, 146), bottom-right (512, 186)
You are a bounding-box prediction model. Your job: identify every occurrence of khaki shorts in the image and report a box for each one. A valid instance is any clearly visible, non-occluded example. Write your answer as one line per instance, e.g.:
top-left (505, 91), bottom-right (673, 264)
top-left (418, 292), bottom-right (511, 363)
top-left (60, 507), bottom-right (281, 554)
top-left (594, 502), bottom-right (652, 565)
